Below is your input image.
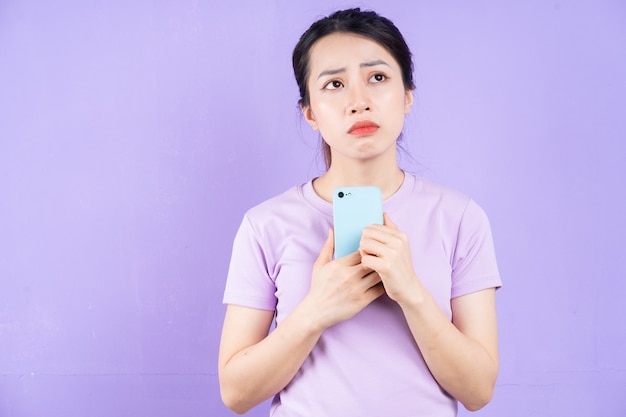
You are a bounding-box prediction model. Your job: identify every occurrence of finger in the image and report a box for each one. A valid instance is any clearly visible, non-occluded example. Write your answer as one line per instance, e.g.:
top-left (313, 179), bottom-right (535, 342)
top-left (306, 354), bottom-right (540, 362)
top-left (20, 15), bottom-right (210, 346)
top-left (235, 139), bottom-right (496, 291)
top-left (383, 212), bottom-right (398, 230)
top-left (361, 222), bottom-right (395, 242)
top-left (340, 250), bottom-right (365, 266)
top-left (331, 224), bottom-right (364, 262)
top-left (360, 252), bottom-right (386, 273)
top-left (365, 281), bottom-right (386, 300)
top-left (362, 270), bottom-right (382, 286)
top-left (359, 229), bottom-right (389, 256)
top-left (354, 270), bottom-right (384, 294)
top-left (359, 241), bottom-right (382, 259)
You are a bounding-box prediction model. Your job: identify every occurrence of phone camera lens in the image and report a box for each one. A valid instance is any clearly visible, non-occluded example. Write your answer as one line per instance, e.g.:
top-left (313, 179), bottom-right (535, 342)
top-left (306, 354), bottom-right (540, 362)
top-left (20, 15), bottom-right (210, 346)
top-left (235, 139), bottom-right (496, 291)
top-left (338, 191), bottom-right (344, 198)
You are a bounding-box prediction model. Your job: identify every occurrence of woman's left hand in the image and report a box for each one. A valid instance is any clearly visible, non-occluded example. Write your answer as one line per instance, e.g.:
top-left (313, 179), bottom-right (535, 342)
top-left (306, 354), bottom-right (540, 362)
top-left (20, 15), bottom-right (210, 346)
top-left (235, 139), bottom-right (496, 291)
top-left (359, 213), bottom-right (422, 305)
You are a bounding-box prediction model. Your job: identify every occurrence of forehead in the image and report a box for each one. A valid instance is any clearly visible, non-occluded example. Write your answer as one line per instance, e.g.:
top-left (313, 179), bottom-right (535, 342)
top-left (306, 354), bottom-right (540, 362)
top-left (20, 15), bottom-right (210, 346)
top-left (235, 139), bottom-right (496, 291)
top-left (308, 32), bottom-right (399, 72)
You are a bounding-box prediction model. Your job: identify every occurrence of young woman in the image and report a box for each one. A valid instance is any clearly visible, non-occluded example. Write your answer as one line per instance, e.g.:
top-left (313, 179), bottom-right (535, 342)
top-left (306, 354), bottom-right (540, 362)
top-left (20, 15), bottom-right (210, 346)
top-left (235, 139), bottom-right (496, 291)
top-left (219, 8), bottom-right (501, 417)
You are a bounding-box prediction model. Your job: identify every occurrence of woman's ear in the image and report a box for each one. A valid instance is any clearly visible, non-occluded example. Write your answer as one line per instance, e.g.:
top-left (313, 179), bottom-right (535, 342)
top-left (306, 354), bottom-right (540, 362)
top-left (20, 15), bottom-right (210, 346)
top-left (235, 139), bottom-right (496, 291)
top-left (404, 90), bottom-right (414, 114)
top-left (301, 104), bottom-right (318, 131)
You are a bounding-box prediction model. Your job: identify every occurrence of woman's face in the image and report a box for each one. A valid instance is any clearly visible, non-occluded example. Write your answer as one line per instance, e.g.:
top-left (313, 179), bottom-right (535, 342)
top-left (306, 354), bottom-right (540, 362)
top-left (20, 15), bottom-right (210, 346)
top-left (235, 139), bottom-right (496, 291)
top-left (302, 32), bottom-right (413, 166)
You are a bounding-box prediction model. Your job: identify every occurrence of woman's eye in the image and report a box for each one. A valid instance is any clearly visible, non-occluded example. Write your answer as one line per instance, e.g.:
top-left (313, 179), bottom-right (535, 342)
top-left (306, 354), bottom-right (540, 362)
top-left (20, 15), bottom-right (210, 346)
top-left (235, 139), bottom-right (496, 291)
top-left (370, 73), bottom-right (386, 83)
top-left (324, 80), bottom-right (343, 90)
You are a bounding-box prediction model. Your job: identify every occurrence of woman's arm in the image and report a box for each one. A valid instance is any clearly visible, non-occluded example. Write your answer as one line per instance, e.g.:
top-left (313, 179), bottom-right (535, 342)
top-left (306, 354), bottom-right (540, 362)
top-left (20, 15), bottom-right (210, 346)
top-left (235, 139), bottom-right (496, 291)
top-left (360, 214), bottom-right (499, 411)
top-left (218, 230), bottom-right (384, 414)
top-left (218, 303), bottom-right (324, 414)
top-left (398, 288), bottom-right (499, 411)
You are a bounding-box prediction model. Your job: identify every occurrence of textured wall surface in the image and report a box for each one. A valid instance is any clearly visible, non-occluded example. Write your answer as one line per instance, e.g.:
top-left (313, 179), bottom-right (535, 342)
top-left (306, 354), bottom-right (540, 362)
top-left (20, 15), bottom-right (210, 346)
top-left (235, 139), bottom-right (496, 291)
top-left (1, 1), bottom-right (625, 416)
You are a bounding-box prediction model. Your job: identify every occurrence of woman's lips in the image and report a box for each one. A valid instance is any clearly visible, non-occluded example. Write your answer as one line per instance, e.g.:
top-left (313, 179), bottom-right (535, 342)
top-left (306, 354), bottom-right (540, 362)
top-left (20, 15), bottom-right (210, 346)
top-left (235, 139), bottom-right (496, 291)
top-left (348, 120), bottom-right (379, 136)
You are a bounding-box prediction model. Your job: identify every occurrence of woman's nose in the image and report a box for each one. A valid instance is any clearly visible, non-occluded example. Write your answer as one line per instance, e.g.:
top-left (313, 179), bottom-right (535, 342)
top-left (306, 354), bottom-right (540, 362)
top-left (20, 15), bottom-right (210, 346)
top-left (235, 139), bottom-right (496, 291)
top-left (348, 84), bottom-right (372, 114)
top-left (351, 104), bottom-right (371, 113)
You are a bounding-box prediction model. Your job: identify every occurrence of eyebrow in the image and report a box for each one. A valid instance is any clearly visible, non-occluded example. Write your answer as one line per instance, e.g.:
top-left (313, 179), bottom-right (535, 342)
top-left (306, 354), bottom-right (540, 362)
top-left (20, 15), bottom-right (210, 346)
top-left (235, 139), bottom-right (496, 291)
top-left (316, 60), bottom-right (391, 80)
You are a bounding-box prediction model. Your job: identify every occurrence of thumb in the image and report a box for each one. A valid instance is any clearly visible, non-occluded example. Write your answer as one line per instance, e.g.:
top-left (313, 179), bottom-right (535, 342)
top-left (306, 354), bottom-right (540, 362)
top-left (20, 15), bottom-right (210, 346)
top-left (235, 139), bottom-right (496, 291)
top-left (314, 228), bottom-right (334, 269)
top-left (383, 212), bottom-right (398, 230)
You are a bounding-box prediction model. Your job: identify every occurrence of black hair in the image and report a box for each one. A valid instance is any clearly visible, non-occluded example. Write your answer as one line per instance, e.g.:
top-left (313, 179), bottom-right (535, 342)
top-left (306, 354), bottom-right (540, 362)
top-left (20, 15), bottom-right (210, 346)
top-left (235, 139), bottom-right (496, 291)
top-left (292, 8), bottom-right (415, 169)
top-left (292, 8), bottom-right (415, 107)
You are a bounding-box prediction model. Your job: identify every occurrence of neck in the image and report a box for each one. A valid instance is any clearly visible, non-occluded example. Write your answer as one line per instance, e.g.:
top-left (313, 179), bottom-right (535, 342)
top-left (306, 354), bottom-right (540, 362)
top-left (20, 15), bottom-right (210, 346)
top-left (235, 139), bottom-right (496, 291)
top-left (313, 155), bottom-right (404, 202)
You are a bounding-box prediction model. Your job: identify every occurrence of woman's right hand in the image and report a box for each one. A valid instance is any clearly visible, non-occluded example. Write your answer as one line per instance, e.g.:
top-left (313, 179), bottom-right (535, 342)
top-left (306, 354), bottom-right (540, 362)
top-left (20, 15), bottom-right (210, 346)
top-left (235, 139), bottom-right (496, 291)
top-left (219, 229), bottom-right (384, 413)
top-left (304, 229), bottom-right (385, 330)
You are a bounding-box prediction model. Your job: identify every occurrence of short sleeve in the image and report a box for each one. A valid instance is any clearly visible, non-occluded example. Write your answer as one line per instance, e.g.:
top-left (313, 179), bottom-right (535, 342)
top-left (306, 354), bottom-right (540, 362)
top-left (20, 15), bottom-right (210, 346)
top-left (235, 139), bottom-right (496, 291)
top-left (450, 200), bottom-right (502, 298)
top-left (222, 215), bottom-right (278, 310)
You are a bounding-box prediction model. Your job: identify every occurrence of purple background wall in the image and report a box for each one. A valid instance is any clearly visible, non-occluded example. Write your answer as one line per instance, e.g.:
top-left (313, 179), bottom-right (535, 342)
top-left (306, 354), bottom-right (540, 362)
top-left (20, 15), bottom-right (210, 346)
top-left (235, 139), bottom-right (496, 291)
top-left (1, 1), bottom-right (625, 416)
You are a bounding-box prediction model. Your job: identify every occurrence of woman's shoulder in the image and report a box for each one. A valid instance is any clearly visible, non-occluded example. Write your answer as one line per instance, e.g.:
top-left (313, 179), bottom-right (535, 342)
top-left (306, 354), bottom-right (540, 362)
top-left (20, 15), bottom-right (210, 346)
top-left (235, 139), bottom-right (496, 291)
top-left (402, 173), bottom-right (489, 223)
top-left (419, 174), bottom-right (463, 195)
top-left (404, 174), bottom-right (471, 206)
top-left (243, 180), bottom-right (328, 225)
top-left (245, 183), bottom-right (306, 216)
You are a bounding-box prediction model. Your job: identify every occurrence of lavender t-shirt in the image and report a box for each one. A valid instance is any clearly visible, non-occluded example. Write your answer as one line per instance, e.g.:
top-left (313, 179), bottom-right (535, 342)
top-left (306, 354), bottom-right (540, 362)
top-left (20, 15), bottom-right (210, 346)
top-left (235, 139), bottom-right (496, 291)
top-left (223, 174), bottom-right (501, 417)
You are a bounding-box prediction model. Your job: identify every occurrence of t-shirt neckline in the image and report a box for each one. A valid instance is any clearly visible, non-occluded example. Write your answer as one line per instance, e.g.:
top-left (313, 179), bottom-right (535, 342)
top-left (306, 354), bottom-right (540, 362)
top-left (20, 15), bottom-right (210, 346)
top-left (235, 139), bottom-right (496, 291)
top-left (300, 171), bottom-right (417, 217)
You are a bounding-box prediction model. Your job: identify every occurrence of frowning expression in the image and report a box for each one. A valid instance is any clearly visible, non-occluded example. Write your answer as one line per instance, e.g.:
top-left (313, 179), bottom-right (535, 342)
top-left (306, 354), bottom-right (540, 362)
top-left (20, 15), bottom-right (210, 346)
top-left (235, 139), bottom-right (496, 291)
top-left (302, 32), bottom-right (413, 166)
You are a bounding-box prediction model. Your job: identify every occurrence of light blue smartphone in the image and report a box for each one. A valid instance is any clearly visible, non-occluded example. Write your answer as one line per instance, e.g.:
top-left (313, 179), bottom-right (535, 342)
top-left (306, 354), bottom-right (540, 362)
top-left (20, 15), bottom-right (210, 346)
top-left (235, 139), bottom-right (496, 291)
top-left (332, 186), bottom-right (383, 258)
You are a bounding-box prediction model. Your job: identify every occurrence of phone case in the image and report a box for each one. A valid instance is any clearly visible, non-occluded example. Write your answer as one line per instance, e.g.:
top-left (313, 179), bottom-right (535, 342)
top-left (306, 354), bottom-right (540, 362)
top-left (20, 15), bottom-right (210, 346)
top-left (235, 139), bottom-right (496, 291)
top-left (332, 186), bottom-right (383, 258)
